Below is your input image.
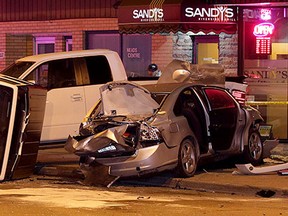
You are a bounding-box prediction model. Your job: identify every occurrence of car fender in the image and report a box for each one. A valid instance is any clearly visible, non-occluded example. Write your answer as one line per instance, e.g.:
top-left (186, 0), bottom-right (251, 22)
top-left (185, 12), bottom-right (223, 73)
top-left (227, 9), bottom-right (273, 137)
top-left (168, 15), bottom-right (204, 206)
top-left (241, 106), bottom-right (264, 149)
top-left (154, 116), bottom-right (197, 149)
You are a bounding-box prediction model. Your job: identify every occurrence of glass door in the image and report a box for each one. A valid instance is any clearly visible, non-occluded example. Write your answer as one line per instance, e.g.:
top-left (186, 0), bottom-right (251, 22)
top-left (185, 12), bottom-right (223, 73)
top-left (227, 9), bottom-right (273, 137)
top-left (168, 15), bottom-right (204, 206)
top-left (191, 35), bottom-right (219, 64)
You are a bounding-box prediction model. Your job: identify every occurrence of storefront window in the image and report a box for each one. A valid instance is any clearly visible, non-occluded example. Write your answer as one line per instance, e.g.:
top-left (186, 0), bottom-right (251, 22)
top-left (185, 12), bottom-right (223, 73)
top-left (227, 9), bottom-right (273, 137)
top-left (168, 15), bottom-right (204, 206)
top-left (65, 37), bottom-right (72, 51)
top-left (86, 32), bottom-right (121, 56)
top-left (243, 7), bottom-right (288, 140)
top-left (35, 37), bottom-right (55, 54)
top-left (86, 32), bottom-right (152, 78)
top-left (122, 34), bottom-right (152, 77)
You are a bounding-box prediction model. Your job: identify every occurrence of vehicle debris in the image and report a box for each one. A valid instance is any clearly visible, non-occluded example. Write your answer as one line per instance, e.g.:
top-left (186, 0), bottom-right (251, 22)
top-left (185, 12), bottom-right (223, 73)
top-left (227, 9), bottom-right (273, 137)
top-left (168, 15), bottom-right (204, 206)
top-left (256, 189), bottom-right (276, 198)
top-left (234, 163), bottom-right (288, 175)
top-left (80, 161), bottom-right (120, 188)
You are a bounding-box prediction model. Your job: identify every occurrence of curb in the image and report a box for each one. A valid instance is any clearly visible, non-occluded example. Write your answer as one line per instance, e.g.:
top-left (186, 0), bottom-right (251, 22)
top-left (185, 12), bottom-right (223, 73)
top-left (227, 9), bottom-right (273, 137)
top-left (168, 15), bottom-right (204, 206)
top-left (117, 174), bottom-right (288, 197)
top-left (35, 164), bottom-right (288, 197)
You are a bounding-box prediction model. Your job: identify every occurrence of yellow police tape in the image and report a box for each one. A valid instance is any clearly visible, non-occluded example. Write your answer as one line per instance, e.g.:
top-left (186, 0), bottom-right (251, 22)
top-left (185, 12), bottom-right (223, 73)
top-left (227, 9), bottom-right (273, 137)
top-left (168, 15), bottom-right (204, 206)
top-left (246, 101), bottom-right (288, 105)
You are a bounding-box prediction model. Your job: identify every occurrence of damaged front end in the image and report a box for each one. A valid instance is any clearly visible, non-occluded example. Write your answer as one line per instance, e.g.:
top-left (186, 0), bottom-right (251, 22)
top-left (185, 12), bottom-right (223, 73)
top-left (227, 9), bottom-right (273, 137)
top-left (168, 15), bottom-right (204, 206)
top-left (65, 82), bottom-right (164, 181)
top-left (64, 118), bottom-right (163, 184)
top-left (65, 119), bottom-right (163, 159)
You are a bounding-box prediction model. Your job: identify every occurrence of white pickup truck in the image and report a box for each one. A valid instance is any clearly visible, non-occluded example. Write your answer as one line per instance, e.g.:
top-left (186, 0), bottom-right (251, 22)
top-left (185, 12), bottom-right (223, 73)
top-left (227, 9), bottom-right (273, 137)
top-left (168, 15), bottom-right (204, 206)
top-left (1, 49), bottom-right (145, 143)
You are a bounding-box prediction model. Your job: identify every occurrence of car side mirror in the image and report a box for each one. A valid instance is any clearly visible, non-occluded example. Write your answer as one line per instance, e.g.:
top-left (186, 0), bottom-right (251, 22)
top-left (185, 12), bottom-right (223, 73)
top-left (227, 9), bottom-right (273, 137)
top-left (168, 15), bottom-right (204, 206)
top-left (172, 69), bottom-right (191, 83)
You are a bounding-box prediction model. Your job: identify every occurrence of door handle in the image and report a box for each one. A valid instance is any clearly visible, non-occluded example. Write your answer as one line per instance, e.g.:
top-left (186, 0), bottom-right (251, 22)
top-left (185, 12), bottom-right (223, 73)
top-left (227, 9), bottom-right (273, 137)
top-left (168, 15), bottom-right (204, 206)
top-left (71, 94), bottom-right (83, 102)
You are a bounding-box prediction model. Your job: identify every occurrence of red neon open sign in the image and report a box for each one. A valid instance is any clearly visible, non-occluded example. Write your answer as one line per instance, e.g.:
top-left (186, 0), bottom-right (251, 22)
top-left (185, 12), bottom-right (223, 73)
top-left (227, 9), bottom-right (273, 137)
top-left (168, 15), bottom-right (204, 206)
top-left (253, 23), bottom-right (274, 37)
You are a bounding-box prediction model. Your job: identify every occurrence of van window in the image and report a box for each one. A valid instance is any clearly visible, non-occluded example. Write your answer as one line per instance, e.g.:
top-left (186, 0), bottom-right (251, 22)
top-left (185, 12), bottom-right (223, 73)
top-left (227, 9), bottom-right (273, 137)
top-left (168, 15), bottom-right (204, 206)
top-left (85, 56), bottom-right (112, 84)
top-left (25, 59), bottom-right (76, 89)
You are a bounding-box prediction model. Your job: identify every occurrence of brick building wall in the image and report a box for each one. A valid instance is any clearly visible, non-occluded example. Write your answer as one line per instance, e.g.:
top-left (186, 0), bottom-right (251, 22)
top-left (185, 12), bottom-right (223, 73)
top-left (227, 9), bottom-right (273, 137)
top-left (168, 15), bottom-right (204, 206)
top-left (172, 32), bottom-right (193, 62)
top-left (151, 34), bottom-right (174, 72)
top-left (0, 18), bottom-right (119, 71)
top-left (0, 18), bottom-right (174, 74)
top-left (5, 34), bottom-right (33, 66)
top-left (219, 33), bottom-right (238, 76)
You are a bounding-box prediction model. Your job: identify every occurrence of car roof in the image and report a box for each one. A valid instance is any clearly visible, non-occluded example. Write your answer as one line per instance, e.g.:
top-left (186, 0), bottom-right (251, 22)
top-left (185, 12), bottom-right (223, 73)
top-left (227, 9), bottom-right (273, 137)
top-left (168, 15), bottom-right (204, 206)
top-left (16, 49), bottom-right (115, 63)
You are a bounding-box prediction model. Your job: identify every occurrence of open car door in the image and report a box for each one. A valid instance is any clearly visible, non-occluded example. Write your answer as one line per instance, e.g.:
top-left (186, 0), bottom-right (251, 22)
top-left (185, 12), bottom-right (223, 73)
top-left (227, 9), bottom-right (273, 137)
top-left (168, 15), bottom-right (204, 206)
top-left (0, 75), bottom-right (46, 181)
top-left (203, 87), bottom-right (239, 151)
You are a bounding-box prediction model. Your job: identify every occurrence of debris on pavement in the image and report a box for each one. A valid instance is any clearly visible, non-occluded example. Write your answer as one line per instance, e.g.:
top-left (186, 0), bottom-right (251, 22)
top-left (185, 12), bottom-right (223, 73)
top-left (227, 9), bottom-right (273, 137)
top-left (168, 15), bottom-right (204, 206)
top-left (277, 169), bottom-right (288, 175)
top-left (80, 161), bottom-right (120, 188)
top-left (233, 162), bottom-right (288, 175)
top-left (256, 190), bottom-right (276, 198)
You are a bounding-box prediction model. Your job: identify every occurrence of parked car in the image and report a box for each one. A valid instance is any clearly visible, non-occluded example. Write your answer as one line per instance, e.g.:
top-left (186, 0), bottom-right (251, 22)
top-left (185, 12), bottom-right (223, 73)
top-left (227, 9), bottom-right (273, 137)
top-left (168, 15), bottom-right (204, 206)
top-left (65, 81), bottom-right (278, 178)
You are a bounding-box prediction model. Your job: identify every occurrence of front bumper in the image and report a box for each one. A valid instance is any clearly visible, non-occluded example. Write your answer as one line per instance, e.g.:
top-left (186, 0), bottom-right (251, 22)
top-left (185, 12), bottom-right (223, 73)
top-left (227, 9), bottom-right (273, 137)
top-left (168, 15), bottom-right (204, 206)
top-left (82, 143), bottom-right (178, 177)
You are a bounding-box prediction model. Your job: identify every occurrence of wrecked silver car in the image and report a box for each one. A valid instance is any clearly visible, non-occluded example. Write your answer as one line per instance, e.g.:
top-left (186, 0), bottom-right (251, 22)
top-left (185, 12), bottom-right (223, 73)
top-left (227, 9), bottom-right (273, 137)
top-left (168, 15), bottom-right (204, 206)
top-left (65, 80), bottom-right (278, 178)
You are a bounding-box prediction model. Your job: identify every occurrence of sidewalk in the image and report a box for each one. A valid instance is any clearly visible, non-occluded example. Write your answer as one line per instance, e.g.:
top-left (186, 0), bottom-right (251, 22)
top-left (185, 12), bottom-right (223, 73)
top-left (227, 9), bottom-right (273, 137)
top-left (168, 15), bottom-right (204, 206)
top-left (36, 145), bottom-right (288, 196)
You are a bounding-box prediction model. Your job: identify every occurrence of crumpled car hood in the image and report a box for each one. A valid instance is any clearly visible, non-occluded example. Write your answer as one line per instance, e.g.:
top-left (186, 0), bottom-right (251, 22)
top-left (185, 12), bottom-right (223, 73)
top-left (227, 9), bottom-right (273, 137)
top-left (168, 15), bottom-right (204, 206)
top-left (99, 81), bottom-right (159, 118)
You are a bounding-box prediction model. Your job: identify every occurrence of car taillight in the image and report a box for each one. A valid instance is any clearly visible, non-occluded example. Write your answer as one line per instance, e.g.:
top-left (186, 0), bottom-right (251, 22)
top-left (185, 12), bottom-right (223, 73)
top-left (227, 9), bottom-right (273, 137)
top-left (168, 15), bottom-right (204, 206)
top-left (232, 90), bottom-right (246, 105)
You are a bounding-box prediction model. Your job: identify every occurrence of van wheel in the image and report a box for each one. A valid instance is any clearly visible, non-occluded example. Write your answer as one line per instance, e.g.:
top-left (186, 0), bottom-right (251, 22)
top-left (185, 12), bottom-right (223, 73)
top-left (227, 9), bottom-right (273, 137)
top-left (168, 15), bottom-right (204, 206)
top-left (244, 129), bottom-right (263, 165)
top-left (176, 138), bottom-right (198, 177)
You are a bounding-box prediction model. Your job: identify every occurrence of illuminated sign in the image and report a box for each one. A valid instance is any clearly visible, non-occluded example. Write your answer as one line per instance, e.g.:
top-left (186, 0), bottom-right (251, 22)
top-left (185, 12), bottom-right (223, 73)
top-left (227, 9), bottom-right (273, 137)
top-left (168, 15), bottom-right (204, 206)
top-left (253, 23), bottom-right (274, 37)
top-left (256, 37), bottom-right (271, 54)
top-left (133, 8), bottom-right (164, 22)
top-left (185, 6), bottom-right (236, 22)
top-left (253, 23), bottom-right (274, 55)
top-left (260, 9), bottom-right (272, 21)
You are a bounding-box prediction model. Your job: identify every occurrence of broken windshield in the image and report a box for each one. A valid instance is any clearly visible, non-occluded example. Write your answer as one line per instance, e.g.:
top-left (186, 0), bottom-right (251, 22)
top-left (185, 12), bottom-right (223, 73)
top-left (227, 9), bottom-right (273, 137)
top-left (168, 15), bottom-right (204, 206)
top-left (2, 61), bottom-right (34, 78)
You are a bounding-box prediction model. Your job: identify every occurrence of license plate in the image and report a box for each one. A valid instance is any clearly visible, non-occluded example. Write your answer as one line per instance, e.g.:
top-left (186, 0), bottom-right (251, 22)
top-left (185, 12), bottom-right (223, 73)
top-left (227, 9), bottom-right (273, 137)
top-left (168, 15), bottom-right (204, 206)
top-left (259, 125), bottom-right (272, 137)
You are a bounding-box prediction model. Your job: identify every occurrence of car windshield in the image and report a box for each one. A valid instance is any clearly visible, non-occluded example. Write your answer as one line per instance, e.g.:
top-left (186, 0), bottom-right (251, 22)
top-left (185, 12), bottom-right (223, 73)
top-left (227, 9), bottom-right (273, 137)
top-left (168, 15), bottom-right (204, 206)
top-left (1, 61), bottom-right (34, 78)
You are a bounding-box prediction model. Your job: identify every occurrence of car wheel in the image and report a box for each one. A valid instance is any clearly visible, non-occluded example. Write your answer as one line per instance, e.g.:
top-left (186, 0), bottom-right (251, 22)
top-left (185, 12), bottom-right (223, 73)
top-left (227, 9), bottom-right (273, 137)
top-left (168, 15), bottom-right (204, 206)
top-left (244, 129), bottom-right (263, 165)
top-left (176, 138), bottom-right (198, 177)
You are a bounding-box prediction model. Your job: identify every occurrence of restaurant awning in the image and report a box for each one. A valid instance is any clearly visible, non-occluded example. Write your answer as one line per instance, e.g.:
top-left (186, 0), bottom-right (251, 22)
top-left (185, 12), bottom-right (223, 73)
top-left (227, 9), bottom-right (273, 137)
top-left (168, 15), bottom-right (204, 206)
top-left (118, 0), bottom-right (237, 34)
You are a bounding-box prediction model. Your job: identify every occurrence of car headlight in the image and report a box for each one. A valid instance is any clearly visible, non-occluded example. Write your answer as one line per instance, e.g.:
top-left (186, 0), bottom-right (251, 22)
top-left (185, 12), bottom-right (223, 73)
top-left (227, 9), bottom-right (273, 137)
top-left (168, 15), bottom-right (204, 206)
top-left (139, 122), bottom-right (162, 146)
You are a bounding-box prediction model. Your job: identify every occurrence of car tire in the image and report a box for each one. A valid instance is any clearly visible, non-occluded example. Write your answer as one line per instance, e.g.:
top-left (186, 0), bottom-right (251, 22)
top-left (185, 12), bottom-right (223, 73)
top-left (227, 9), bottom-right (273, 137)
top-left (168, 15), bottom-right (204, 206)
top-left (175, 138), bottom-right (198, 177)
top-left (244, 128), bottom-right (263, 165)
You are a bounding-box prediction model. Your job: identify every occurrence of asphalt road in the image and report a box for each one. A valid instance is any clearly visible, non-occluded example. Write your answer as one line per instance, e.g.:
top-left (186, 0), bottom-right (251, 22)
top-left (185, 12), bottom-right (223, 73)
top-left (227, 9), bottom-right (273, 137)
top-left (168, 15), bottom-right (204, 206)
top-left (0, 146), bottom-right (287, 215)
top-left (0, 175), bottom-right (287, 216)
